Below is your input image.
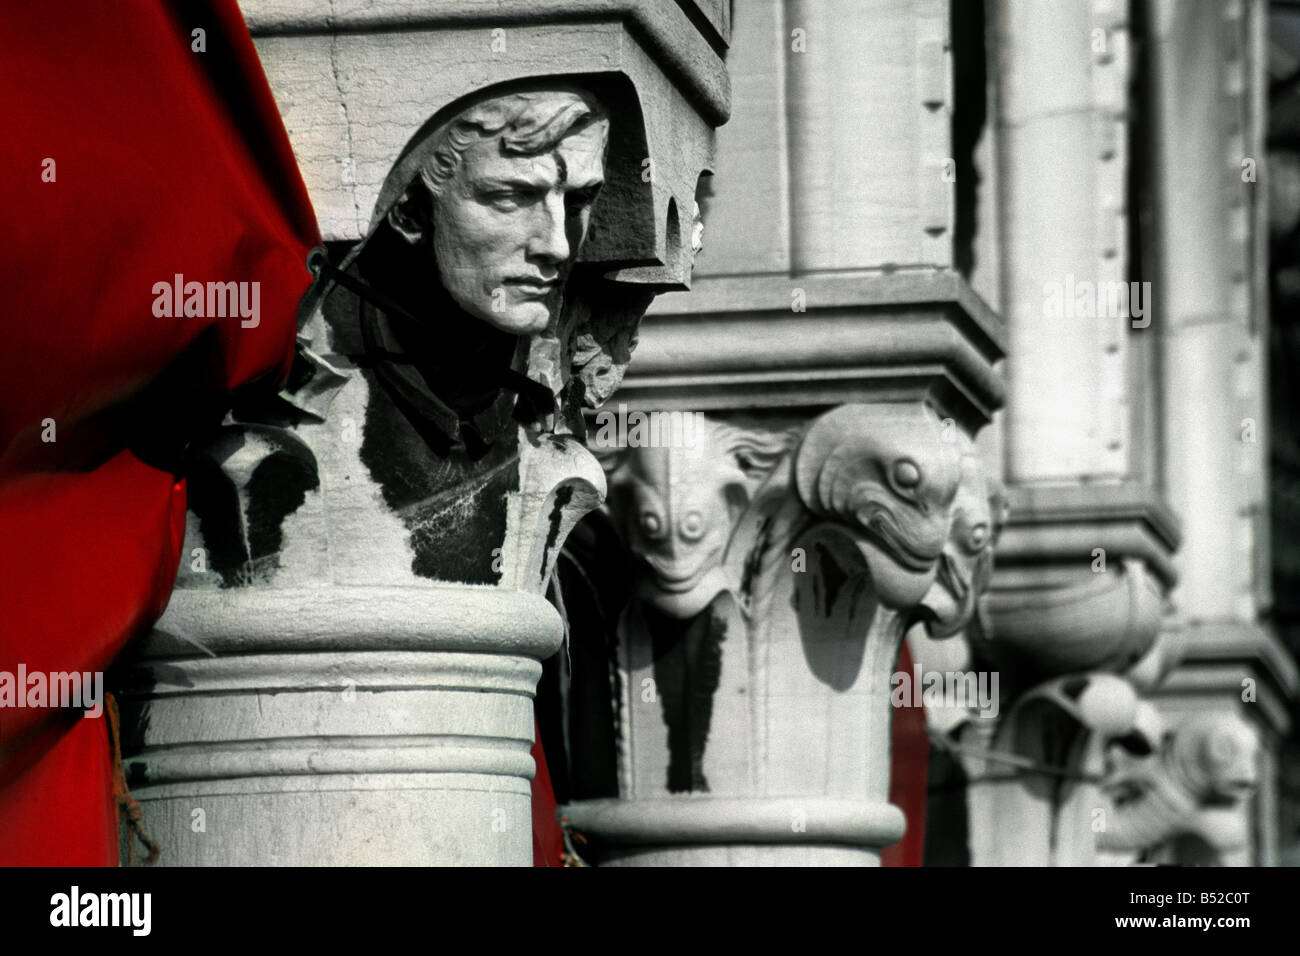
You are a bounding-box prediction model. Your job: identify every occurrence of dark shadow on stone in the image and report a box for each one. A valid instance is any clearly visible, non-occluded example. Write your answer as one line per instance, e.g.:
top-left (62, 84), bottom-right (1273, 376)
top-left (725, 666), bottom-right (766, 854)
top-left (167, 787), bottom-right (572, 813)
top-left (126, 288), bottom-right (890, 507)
top-left (646, 600), bottom-right (728, 793)
top-left (924, 745), bottom-right (971, 866)
top-left (794, 540), bottom-right (873, 691)
top-left (539, 512), bottom-right (633, 802)
top-left (245, 446), bottom-right (319, 572)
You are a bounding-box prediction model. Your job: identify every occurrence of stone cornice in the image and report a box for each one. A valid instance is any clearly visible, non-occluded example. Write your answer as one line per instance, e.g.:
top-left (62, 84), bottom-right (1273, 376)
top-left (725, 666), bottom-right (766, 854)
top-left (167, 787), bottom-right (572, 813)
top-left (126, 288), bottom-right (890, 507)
top-left (237, 0), bottom-right (731, 125)
top-left (1156, 620), bottom-right (1300, 735)
top-left (994, 483), bottom-right (1181, 589)
top-left (620, 270), bottom-right (1006, 429)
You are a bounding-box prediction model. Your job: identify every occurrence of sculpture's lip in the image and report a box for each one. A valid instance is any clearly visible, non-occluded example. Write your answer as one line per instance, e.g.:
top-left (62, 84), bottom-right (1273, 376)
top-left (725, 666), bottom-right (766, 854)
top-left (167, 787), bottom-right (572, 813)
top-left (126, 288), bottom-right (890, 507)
top-left (652, 568), bottom-right (708, 592)
top-left (1099, 778), bottom-right (1143, 801)
top-left (859, 505), bottom-right (943, 572)
top-left (919, 552), bottom-right (969, 635)
top-left (505, 276), bottom-right (559, 296)
top-left (641, 553), bottom-right (717, 592)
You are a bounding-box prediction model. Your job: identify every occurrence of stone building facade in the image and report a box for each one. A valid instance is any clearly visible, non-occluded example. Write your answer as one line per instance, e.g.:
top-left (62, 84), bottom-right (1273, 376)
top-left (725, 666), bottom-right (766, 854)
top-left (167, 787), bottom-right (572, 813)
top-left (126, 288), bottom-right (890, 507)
top-left (114, 0), bottom-right (1299, 865)
top-left (550, 0), bottom-right (1298, 867)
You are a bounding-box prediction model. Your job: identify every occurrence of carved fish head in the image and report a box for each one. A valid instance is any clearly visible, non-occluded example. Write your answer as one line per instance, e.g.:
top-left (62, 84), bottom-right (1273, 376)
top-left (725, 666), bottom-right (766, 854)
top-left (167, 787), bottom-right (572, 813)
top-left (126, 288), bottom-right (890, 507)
top-left (618, 443), bottom-right (738, 617)
top-left (920, 452), bottom-right (1003, 637)
top-left (1099, 710), bottom-right (1258, 853)
top-left (607, 418), bottom-right (797, 618)
top-left (795, 405), bottom-right (963, 608)
top-left (1173, 713), bottom-right (1259, 803)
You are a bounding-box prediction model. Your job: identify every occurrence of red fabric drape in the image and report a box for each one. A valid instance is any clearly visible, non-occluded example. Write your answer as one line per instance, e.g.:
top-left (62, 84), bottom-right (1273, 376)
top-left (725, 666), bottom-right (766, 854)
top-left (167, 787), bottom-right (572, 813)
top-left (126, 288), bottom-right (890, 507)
top-left (530, 726), bottom-right (564, 867)
top-left (882, 640), bottom-right (929, 866)
top-left (0, 0), bottom-right (572, 867)
top-left (0, 0), bottom-right (318, 865)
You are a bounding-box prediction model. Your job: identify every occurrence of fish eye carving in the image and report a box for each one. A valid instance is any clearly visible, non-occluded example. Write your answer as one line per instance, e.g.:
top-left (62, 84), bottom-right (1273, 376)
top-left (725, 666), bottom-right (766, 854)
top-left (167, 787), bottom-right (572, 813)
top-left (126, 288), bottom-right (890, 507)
top-left (678, 511), bottom-right (706, 541)
top-left (964, 521), bottom-right (990, 555)
top-left (891, 458), bottom-right (922, 491)
top-left (639, 510), bottom-right (667, 540)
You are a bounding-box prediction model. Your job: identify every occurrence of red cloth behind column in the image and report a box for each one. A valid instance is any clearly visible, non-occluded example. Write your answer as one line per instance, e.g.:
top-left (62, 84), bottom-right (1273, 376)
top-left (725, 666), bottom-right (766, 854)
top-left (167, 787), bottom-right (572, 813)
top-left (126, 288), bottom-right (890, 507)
top-left (0, 0), bottom-right (318, 865)
top-left (530, 726), bottom-right (564, 867)
top-left (0, 710), bottom-right (118, 867)
top-left (882, 640), bottom-right (929, 867)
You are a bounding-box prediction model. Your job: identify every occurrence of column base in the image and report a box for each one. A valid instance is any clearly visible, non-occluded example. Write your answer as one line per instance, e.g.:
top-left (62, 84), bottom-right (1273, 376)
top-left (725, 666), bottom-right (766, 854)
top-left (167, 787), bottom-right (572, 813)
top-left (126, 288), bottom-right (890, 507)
top-left (116, 586), bottom-right (562, 867)
top-left (561, 796), bottom-right (905, 867)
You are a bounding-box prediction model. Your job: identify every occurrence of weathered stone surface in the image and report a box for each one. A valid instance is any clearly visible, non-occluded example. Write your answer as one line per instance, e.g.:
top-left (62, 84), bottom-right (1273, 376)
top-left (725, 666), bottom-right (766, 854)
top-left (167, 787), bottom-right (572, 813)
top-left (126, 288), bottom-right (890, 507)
top-left (117, 2), bottom-right (727, 867)
top-left (559, 402), bottom-right (1000, 865)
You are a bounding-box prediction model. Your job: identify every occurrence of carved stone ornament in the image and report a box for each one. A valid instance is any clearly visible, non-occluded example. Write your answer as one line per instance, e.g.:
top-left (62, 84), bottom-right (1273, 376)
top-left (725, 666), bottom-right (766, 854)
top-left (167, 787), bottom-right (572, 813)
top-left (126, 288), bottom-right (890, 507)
top-left (960, 663), bottom-right (1259, 866)
top-left (1098, 710), bottom-right (1259, 860)
top-left (983, 558), bottom-right (1167, 681)
top-left (114, 72), bottom-right (716, 867)
top-left (560, 402), bottom-right (1001, 864)
top-left (169, 82), bottom-right (667, 593)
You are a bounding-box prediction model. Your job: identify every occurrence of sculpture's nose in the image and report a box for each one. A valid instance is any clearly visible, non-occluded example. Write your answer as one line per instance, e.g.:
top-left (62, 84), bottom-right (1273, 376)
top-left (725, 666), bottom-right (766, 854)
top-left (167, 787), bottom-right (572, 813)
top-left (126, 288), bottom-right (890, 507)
top-left (528, 193), bottom-right (570, 266)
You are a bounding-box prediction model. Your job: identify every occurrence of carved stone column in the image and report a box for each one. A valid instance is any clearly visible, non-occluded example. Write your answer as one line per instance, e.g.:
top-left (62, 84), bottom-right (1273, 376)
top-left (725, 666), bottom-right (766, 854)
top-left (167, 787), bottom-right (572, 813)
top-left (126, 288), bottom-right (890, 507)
top-left (560, 404), bottom-right (1000, 865)
top-left (546, 0), bottom-right (1005, 866)
top-left (963, 0), bottom-right (1188, 866)
top-left (1147, 0), bottom-right (1297, 865)
top-left (113, 1), bottom-right (727, 867)
top-left (963, 0), bottom-right (1291, 867)
top-left (998, 0), bottom-right (1134, 485)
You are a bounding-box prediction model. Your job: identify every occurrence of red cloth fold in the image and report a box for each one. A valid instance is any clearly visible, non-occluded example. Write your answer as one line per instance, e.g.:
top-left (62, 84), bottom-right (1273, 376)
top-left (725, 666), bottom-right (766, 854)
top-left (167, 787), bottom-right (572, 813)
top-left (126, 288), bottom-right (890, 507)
top-left (531, 727), bottom-right (564, 867)
top-left (0, 0), bottom-right (318, 865)
top-left (882, 640), bottom-right (929, 866)
top-left (0, 0), bottom-right (571, 867)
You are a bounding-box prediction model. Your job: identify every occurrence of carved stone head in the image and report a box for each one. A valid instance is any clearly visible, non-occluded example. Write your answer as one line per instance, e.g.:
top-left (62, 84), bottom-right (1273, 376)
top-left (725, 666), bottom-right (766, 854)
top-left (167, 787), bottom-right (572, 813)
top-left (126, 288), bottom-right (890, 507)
top-left (921, 447), bottom-right (1004, 638)
top-left (606, 419), bottom-right (796, 618)
top-left (794, 404), bottom-right (964, 608)
top-left (385, 87), bottom-right (611, 335)
top-left (1098, 712), bottom-right (1259, 855)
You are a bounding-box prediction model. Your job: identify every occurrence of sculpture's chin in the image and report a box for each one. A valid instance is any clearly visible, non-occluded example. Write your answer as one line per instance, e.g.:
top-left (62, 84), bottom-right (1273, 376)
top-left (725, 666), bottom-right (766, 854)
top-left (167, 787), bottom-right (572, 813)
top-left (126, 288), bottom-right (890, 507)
top-left (452, 290), bottom-right (553, 336)
top-left (859, 540), bottom-right (939, 609)
top-left (919, 592), bottom-right (967, 639)
top-left (918, 554), bottom-right (974, 637)
top-left (493, 308), bottom-right (553, 335)
top-left (640, 568), bottom-right (730, 619)
top-left (477, 306), bottom-right (553, 335)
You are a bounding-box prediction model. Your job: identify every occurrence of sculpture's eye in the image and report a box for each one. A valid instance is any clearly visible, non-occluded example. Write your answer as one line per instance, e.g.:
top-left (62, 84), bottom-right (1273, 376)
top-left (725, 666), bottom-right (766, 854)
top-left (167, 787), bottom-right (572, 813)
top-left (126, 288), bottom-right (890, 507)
top-left (679, 511), bottom-right (705, 541)
top-left (639, 511), bottom-right (666, 540)
top-left (892, 458), bottom-right (921, 490)
top-left (965, 523), bottom-right (989, 553)
top-left (481, 189), bottom-right (524, 212)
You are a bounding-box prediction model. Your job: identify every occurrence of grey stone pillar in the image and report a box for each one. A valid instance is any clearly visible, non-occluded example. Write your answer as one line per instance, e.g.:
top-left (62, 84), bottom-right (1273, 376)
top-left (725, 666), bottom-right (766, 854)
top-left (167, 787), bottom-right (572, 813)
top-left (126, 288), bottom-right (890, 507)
top-left (557, 0), bottom-right (1005, 866)
top-left (116, 0), bottom-right (728, 867)
top-left (123, 588), bottom-right (557, 865)
top-left (1147, 0), bottom-right (1296, 866)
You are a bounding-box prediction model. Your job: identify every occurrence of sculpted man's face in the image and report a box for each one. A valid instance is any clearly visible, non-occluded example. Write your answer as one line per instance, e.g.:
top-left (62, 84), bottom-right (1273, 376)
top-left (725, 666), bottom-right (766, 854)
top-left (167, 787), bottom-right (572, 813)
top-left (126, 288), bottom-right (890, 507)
top-left (432, 119), bottom-right (608, 334)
